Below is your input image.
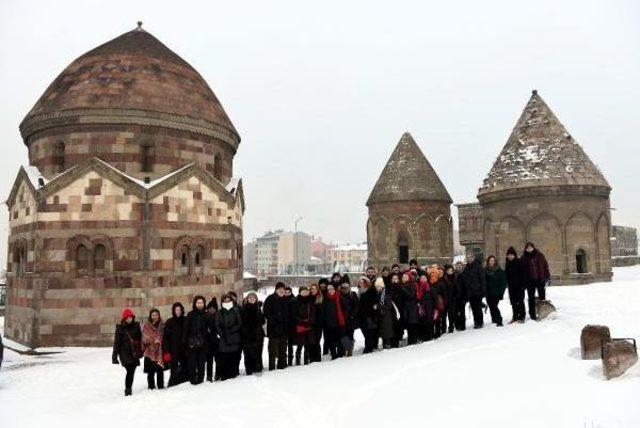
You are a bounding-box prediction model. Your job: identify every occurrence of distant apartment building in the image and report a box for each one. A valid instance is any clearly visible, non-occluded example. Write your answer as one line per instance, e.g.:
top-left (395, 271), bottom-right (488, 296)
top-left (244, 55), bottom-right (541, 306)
top-left (310, 236), bottom-right (330, 262)
top-left (243, 241), bottom-right (256, 272)
top-left (329, 243), bottom-right (368, 272)
top-left (255, 230), bottom-right (284, 277)
top-left (253, 230), bottom-right (312, 276)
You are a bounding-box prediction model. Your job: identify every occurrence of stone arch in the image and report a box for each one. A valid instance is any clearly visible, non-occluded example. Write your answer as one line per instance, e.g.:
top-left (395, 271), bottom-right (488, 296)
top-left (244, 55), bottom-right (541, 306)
top-left (174, 236), bottom-right (193, 274)
top-left (565, 212), bottom-right (594, 274)
top-left (435, 215), bottom-right (452, 257)
top-left (393, 216), bottom-right (413, 264)
top-left (415, 214), bottom-right (435, 256)
top-left (66, 235), bottom-right (92, 275)
top-left (483, 218), bottom-right (496, 261)
top-left (11, 238), bottom-right (28, 277)
top-left (527, 213), bottom-right (564, 275)
top-left (496, 216), bottom-right (526, 259)
top-left (595, 212), bottom-right (611, 274)
top-left (374, 217), bottom-right (389, 259)
top-left (91, 235), bottom-right (114, 276)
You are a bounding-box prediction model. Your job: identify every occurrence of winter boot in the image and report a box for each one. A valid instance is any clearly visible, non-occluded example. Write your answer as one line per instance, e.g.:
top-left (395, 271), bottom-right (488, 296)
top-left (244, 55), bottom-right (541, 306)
top-left (125, 388), bottom-right (132, 396)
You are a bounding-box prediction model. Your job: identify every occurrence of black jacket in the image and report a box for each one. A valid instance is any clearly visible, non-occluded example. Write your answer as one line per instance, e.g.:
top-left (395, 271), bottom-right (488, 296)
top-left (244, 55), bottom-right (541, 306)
top-left (162, 304), bottom-right (186, 359)
top-left (112, 321), bottom-right (142, 367)
top-left (263, 293), bottom-right (291, 339)
top-left (322, 295), bottom-right (343, 330)
top-left (402, 282), bottom-right (420, 325)
top-left (216, 306), bottom-right (243, 353)
top-left (460, 260), bottom-right (487, 298)
top-left (505, 257), bottom-right (526, 293)
top-left (378, 289), bottom-right (398, 340)
top-left (183, 304), bottom-right (210, 352)
top-left (241, 302), bottom-right (265, 347)
top-left (294, 295), bottom-right (316, 330)
top-left (340, 291), bottom-right (359, 333)
top-left (388, 283), bottom-right (406, 322)
top-left (357, 286), bottom-right (380, 332)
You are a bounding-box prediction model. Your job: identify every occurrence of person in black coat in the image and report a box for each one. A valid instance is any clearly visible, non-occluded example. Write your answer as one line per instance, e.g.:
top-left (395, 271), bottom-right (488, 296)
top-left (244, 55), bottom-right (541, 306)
top-left (293, 286), bottom-right (316, 365)
top-left (376, 277), bottom-right (398, 349)
top-left (216, 294), bottom-right (243, 380)
top-left (522, 242), bottom-right (551, 320)
top-left (309, 283), bottom-right (324, 362)
top-left (453, 261), bottom-right (467, 331)
top-left (357, 277), bottom-right (380, 353)
top-left (443, 265), bottom-right (457, 333)
top-left (163, 302), bottom-right (188, 387)
top-left (205, 298), bottom-right (219, 381)
top-left (388, 273), bottom-right (405, 348)
top-left (401, 271), bottom-right (420, 345)
top-left (241, 292), bottom-right (265, 375)
top-left (338, 280), bottom-right (359, 357)
top-left (284, 286), bottom-right (296, 366)
top-left (263, 282), bottom-right (291, 370)
top-left (459, 254), bottom-right (487, 329)
top-left (505, 247), bottom-right (527, 323)
top-left (183, 295), bottom-right (209, 384)
top-left (112, 308), bottom-right (142, 396)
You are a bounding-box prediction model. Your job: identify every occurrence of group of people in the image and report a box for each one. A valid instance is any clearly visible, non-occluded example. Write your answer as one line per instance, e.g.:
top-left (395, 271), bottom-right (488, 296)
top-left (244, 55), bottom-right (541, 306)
top-left (112, 241), bottom-right (551, 396)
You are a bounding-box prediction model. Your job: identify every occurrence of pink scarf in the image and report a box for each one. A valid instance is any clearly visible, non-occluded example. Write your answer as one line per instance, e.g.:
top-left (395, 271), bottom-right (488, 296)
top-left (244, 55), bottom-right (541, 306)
top-left (142, 320), bottom-right (165, 368)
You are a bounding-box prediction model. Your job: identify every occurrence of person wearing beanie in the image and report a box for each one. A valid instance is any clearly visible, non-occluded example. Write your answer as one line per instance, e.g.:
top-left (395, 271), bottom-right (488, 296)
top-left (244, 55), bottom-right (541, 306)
top-left (505, 247), bottom-right (526, 323)
top-left (205, 298), bottom-right (219, 381)
top-left (459, 253), bottom-right (487, 329)
top-left (293, 286), bottom-right (316, 365)
top-left (183, 295), bottom-right (209, 384)
top-left (112, 308), bottom-right (142, 396)
top-left (163, 302), bottom-right (188, 386)
top-left (241, 292), bottom-right (265, 375)
top-left (357, 276), bottom-right (380, 353)
top-left (485, 255), bottom-right (507, 327)
top-left (263, 282), bottom-right (291, 370)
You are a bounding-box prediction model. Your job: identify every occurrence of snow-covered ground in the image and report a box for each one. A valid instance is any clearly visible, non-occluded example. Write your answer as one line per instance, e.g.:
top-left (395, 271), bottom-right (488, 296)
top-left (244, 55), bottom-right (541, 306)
top-left (1, 266), bottom-right (640, 428)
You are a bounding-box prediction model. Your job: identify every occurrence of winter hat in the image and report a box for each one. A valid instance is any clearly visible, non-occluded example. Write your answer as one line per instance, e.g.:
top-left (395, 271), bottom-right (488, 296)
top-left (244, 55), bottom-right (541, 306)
top-left (341, 274), bottom-right (351, 285)
top-left (359, 276), bottom-right (371, 287)
top-left (121, 308), bottom-right (134, 321)
top-left (506, 247), bottom-right (518, 257)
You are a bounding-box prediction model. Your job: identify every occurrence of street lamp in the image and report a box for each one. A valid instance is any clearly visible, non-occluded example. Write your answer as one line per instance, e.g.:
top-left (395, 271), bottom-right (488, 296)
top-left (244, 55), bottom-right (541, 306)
top-left (294, 216), bottom-right (303, 275)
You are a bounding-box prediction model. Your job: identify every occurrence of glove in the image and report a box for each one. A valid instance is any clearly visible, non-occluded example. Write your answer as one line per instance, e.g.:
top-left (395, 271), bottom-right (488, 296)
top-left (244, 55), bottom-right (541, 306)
top-left (112, 357), bottom-right (119, 365)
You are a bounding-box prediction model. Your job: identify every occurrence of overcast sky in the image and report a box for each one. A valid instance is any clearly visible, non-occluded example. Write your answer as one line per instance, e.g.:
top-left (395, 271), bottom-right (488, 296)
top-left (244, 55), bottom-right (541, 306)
top-left (0, 0), bottom-right (639, 266)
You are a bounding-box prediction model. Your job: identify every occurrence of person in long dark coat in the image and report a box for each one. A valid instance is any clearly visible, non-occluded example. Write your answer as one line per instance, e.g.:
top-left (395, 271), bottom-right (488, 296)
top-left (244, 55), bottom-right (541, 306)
top-left (429, 267), bottom-right (446, 339)
top-left (163, 302), bottom-right (188, 386)
top-left (401, 271), bottom-right (420, 345)
top-left (183, 295), bottom-right (209, 385)
top-left (112, 308), bottom-right (142, 396)
top-left (339, 279), bottom-right (359, 357)
top-left (215, 294), bottom-right (243, 380)
top-left (376, 277), bottom-right (398, 349)
top-left (205, 298), bottom-right (219, 382)
top-left (309, 283), bottom-right (324, 362)
top-left (453, 261), bottom-right (467, 331)
top-left (319, 277), bottom-right (331, 356)
top-left (357, 277), bottom-right (380, 353)
top-left (263, 282), bottom-right (291, 370)
top-left (459, 254), bottom-right (487, 329)
top-left (505, 247), bottom-right (527, 323)
top-left (485, 255), bottom-right (507, 327)
top-left (388, 273), bottom-right (405, 348)
top-left (522, 242), bottom-right (551, 320)
top-left (293, 286), bottom-right (316, 365)
top-left (241, 292), bottom-right (265, 375)
top-left (443, 264), bottom-right (457, 333)
top-left (284, 286), bottom-right (296, 366)
top-left (322, 284), bottom-right (346, 359)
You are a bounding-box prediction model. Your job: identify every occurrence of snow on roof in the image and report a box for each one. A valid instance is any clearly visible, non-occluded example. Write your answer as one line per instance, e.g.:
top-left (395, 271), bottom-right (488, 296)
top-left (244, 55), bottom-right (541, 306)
top-left (332, 243), bottom-right (368, 252)
top-left (226, 177), bottom-right (240, 194)
top-left (22, 165), bottom-right (48, 188)
top-left (94, 158), bottom-right (194, 189)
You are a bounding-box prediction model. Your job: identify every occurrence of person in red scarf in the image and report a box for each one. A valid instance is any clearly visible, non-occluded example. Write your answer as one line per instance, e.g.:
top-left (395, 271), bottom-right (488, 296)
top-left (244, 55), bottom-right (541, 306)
top-left (142, 308), bottom-right (165, 390)
top-left (322, 284), bottom-right (346, 359)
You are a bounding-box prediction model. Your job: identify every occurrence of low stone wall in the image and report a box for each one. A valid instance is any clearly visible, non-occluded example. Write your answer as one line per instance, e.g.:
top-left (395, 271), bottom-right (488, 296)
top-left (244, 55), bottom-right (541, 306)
top-left (612, 256), bottom-right (639, 267)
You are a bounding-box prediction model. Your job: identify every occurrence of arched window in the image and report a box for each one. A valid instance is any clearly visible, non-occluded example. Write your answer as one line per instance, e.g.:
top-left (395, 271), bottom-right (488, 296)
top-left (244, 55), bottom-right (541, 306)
top-left (576, 249), bottom-right (588, 274)
top-left (179, 244), bottom-right (190, 274)
top-left (13, 244), bottom-right (26, 277)
top-left (76, 244), bottom-right (90, 277)
top-left (194, 245), bottom-right (205, 274)
top-left (94, 244), bottom-right (106, 274)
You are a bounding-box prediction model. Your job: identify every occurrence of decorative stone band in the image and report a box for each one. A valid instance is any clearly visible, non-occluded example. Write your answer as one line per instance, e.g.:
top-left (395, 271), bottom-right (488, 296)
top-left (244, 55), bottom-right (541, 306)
top-left (19, 108), bottom-right (241, 151)
top-left (477, 184), bottom-right (611, 204)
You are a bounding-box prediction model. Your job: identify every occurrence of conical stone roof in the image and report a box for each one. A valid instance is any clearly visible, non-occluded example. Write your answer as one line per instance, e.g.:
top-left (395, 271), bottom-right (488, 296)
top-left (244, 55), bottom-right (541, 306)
top-left (367, 132), bottom-right (452, 206)
top-left (478, 91), bottom-right (609, 197)
top-left (20, 24), bottom-right (239, 146)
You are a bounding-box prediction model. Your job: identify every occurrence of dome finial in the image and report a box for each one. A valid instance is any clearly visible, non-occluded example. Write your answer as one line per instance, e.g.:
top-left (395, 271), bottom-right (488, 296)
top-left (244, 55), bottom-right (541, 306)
top-left (136, 21), bottom-right (143, 30)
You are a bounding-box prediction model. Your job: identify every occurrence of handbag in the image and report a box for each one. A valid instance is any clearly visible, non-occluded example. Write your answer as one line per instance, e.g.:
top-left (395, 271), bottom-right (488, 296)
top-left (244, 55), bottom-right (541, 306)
top-left (296, 324), bottom-right (311, 334)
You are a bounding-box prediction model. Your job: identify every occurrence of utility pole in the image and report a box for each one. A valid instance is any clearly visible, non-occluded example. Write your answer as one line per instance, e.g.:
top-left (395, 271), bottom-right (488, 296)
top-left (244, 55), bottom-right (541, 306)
top-left (294, 216), bottom-right (303, 274)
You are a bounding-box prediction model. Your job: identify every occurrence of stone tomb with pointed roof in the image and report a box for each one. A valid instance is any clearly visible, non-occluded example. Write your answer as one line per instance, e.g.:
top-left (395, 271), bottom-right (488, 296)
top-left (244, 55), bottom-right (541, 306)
top-left (367, 132), bottom-right (453, 267)
top-left (5, 25), bottom-right (245, 347)
top-left (458, 91), bottom-right (612, 284)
